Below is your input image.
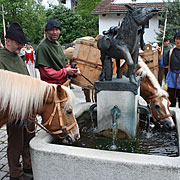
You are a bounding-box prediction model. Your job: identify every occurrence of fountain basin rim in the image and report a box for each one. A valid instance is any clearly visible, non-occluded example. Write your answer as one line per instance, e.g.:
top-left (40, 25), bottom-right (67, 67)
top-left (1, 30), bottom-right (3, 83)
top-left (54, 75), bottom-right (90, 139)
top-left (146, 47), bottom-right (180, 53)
top-left (30, 130), bottom-right (180, 168)
top-left (29, 105), bottom-right (180, 180)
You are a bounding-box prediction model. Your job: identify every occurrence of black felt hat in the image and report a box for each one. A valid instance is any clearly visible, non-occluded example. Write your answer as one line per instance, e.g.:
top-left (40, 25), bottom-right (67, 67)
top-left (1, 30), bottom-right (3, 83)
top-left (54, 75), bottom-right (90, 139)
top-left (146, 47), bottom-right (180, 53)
top-left (45, 19), bottom-right (61, 31)
top-left (174, 30), bottom-right (180, 41)
top-left (163, 37), bottom-right (169, 42)
top-left (5, 22), bottom-right (27, 45)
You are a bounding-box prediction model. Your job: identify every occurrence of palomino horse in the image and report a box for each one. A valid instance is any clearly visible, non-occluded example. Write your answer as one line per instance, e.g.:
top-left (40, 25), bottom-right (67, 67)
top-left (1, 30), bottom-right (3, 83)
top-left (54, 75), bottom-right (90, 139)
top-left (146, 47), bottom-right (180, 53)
top-left (0, 70), bottom-right (80, 143)
top-left (97, 5), bottom-right (158, 85)
top-left (122, 57), bottom-right (175, 129)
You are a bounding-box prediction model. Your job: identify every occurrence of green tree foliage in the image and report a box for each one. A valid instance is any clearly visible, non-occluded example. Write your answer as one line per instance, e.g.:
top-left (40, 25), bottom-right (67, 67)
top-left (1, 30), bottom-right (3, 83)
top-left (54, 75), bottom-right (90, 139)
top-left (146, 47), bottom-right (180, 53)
top-left (76, 0), bottom-right (101, 37)
top-left (46, 5), bottom-right (93, 45)
top-left (157, 0), bottom-right (180, 45)
top-left (0, 0), bottom-right (101, 46)
top-left (0, 0), bottom-right (46, 45)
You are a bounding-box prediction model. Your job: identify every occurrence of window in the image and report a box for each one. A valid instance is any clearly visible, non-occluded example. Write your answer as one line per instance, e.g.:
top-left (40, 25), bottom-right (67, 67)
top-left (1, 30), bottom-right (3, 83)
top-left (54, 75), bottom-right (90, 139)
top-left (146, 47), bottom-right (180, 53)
top-left (61, 0), bottom-right (66, 3)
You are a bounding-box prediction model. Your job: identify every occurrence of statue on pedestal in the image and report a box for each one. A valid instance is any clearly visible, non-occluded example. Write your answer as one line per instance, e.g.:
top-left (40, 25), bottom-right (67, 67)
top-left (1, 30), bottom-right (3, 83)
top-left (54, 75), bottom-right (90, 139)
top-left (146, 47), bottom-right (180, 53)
top-left (97, 5), bottom-right (158, 85)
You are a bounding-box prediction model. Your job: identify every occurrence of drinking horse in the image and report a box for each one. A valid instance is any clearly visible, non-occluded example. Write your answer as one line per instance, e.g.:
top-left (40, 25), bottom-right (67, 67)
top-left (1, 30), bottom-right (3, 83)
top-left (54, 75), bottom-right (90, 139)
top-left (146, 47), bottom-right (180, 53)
top-left (97, 5), bottom-right (158, 85)
top-left (121, 57), bottom-right (175, 129)
top-left (0, 69), bottom-right (80, 143)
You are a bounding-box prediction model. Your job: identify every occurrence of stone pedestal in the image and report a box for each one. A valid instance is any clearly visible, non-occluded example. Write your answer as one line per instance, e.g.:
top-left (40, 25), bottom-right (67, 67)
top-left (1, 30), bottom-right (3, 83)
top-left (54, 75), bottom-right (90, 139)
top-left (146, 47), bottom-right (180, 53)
top-left (94, 77), bottom-right (140, 139)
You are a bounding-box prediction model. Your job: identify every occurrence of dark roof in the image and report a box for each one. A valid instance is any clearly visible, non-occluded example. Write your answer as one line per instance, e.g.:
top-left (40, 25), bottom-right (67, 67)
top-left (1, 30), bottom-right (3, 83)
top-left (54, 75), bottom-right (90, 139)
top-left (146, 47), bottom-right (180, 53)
top-left (92, 0), bottom-right (165, 15)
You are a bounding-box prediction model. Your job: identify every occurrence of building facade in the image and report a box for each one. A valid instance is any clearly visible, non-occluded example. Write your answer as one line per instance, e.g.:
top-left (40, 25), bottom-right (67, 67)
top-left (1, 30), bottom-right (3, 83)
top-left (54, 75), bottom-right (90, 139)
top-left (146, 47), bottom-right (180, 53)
top-left (92, 0), bottom-right (165, 43)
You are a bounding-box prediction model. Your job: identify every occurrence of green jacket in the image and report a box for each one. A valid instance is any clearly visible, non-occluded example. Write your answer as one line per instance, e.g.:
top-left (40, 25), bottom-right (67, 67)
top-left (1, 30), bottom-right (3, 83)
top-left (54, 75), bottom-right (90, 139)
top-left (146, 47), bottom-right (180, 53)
top-left (0, 48), bottom-right (29, 75)
top-left (35, 38), bottom-right (68, 70)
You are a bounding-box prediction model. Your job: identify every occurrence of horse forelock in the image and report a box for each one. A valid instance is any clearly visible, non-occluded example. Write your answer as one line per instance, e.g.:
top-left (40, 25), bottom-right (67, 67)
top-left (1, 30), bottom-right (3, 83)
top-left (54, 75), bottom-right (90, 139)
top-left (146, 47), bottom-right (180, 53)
top-left (0, 70), bottom-right (53, 120)
top-left (61, 85), bottom-right (75, 110)
top-left (137, 57), bottom-right (168, 98)
top-left (156, 88), bottom-right (169, 98)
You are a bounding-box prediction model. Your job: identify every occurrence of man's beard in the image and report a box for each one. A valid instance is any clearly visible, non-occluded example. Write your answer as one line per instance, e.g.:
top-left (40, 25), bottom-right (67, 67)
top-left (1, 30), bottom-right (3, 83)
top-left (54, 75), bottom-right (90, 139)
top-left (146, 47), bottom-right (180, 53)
top-left (13, 49), bottom-right (21, 55)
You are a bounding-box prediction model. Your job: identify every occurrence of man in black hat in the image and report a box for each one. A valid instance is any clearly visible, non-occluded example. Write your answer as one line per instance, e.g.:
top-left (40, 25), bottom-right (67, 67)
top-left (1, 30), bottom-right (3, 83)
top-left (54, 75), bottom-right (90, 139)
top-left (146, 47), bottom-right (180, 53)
top-left (35, 18), bottom-right (80, 85)
top-left (164, 30), bottom-right (180, 107)
top-left (158, 37), bottom-right (172, 86)
top-left (0, 22), bottom-right (34, 180)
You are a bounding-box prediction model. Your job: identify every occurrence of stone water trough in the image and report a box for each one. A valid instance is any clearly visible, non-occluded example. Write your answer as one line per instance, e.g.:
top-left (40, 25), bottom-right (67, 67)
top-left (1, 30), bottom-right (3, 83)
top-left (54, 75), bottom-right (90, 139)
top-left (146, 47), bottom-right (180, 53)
top-left (30, 102), bottom-right (180, 180)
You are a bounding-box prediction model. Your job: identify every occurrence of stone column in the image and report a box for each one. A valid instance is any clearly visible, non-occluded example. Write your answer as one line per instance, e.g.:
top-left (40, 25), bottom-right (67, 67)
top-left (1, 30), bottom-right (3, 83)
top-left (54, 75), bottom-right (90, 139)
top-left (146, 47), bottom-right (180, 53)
top-left (94, 76), bottom-right (141, 139)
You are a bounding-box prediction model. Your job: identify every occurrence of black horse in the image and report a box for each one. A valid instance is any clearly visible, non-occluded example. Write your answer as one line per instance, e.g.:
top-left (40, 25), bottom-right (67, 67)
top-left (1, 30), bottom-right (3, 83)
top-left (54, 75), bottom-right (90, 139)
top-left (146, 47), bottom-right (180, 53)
top-left (97, 5), bottom-right (158, 85)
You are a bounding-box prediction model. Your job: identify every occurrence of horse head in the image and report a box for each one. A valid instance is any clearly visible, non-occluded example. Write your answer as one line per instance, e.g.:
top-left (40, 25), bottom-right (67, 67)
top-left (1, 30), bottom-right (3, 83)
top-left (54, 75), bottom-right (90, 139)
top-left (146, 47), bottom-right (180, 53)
top-left (148, 88), bottom-right (175, 129)
top-left (136, 57), bottom-right (175, 129)
top-left (125, 4), bottom-right (158, 26)
top-left (41, 84), bottom-right (80, 144)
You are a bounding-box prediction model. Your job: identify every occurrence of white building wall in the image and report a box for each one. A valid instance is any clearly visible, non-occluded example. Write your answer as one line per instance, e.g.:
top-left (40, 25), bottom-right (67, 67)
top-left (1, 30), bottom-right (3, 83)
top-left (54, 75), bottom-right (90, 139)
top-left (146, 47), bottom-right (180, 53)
top-left (144, 15), bottom-right (160, 43)
top-left (99, 14), bottom-right (160, 44)
top-left (63, 0), bottom-right (72, 9)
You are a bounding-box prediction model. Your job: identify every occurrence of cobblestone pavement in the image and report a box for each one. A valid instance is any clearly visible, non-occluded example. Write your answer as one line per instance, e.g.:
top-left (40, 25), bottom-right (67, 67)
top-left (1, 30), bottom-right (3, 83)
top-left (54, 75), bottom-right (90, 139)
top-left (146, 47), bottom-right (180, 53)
top-left (0, 85), bottom-right (86, 180)
top-left (0, 125), bottom-right (9, 180)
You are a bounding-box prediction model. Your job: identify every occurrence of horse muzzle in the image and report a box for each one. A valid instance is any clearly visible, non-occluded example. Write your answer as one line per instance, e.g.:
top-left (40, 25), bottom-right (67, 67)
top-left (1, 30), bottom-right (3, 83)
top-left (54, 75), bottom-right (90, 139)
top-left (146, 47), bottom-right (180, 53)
top-left (159, 117), bottom-right (175, 129)
top-left (61, 133), bottom-right (80, 145)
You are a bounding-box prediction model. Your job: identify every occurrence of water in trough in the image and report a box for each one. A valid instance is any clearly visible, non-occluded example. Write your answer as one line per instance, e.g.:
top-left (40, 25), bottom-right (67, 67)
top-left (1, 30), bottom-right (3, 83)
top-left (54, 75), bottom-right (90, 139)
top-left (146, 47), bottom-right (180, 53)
top-left (52, 111), bottom-right (178, 157)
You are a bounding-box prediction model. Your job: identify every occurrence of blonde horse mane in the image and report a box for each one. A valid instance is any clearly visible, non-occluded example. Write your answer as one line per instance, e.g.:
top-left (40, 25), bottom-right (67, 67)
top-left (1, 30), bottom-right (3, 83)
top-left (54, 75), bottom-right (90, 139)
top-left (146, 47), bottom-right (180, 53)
top-left (0, 70), bottom-right (55, 120)
top-left (137, 56), bottom-right (169, 98)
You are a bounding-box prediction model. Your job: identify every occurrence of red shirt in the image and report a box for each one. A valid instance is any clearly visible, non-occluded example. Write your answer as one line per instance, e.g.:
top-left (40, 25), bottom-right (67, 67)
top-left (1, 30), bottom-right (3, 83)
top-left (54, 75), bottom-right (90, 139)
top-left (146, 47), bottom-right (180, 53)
top-left (39, 65), bottom-right (70, 84)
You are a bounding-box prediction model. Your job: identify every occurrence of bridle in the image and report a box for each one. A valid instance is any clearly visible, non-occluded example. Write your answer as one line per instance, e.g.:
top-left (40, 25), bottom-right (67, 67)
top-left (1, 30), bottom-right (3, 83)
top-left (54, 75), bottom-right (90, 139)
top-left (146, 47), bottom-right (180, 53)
top-left (149, 94), bottom-right (172, 122)
top-left (42, 96), bottom-right (77, 137)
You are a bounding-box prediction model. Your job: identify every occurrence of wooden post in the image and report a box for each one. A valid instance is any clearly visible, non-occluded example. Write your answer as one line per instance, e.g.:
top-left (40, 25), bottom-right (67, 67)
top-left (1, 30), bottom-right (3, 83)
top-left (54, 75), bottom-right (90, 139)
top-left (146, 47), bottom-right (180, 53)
top-left (2, 4), bottom-right (6, 46)
top-left (161, 9), bottom-right (168, 55)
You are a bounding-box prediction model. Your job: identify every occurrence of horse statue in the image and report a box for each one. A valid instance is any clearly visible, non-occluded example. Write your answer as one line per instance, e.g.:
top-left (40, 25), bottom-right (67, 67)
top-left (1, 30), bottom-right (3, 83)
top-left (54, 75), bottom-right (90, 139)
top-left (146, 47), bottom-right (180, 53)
top-left (0, 70), bottom-right (80, 144)
top-left (121, 56), bottom-right (175, 129)
top-left (97, 5), bottom-right (158, 85)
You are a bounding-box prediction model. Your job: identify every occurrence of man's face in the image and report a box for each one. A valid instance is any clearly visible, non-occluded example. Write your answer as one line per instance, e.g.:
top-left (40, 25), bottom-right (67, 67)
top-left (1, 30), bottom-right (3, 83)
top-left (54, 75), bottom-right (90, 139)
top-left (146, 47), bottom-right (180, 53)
top-left (46, 27), bottom-right (60, 42)
top-left (175, 37), bottom-right (180, 48)
top-left (26, 44), bottom-right (31, 50)
top-left (7, 39), bottom-right (23, 54)
top-left (163, 40), bottom-right (169, 47)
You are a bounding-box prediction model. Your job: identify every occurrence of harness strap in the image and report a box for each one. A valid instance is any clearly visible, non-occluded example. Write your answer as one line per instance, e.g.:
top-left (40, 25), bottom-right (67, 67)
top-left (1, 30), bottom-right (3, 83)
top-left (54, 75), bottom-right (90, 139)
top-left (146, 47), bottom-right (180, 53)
top-left (168, 47), bottom-right (174, 71)
top-left (42, 96), bottom-right (77, 136)
top-left (57, 103), bottom-right (64, 127)
top-left (43, 103), bottom-right (57, 126)
top-left (42, 97), bottom-right (68, 127)
top-left (50, 121), bottom-right (77, 135)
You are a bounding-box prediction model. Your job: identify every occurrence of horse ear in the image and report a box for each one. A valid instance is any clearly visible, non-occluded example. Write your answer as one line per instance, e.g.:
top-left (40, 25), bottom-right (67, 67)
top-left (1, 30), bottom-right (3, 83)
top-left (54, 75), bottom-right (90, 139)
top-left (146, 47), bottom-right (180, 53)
top-left (63, 79), bottom-right (71, 87)
top-left (125, 4), bottom-right (133, 12)
top-left (163, 84), bottom-right (168, 91)
top-left (57, 84), bottom-right (62, 94)
top-left (56, 84), bottom-right (67, 99)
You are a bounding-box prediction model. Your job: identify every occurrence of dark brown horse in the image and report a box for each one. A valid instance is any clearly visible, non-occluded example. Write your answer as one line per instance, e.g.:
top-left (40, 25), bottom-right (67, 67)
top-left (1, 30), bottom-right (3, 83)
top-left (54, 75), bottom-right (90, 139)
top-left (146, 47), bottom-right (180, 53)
top-left (0, 70), bottom-right (80, 143)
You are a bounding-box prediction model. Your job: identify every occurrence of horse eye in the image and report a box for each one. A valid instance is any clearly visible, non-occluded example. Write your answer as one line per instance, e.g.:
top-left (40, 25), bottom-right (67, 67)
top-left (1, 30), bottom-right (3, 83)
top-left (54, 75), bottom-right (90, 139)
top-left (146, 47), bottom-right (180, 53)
top-left (66, 109), bottom-right (72, 114)
top-left (154, 104), bottom-right (161, 110)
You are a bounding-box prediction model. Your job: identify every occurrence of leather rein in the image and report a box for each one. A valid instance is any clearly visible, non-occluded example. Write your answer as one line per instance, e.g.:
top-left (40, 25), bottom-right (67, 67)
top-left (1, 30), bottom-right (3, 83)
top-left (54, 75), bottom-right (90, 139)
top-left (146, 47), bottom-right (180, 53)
top-left (148, 94), bottom-right (172, 122)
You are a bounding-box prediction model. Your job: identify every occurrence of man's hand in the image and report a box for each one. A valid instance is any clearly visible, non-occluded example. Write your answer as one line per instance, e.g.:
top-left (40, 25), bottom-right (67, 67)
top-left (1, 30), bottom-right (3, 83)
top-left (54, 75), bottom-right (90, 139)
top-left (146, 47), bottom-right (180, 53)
top-left (66, 67), bottom-right (81, 76)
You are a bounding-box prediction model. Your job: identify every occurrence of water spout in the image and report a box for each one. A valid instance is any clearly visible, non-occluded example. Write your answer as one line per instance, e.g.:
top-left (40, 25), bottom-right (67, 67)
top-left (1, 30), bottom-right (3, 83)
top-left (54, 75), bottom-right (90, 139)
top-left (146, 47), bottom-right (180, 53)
top-left (137, 105), bottom-right (154, 137)
top-left (88, 103), bottom-right (97, 133)
top-left (110, 105), bottom-right (121, 150)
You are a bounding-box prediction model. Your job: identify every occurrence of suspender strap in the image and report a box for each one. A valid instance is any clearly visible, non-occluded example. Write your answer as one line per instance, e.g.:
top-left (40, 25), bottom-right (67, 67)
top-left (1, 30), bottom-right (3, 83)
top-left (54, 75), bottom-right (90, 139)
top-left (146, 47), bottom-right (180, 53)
top-left (168, 47), bottom-right (174, 71)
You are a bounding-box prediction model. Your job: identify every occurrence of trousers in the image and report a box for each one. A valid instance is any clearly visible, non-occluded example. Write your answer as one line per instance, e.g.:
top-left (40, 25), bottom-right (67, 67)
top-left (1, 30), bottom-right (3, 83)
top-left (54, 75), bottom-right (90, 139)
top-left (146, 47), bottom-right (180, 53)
top-left (7, 120), bottom-right (35, 178)
top-left (168, 88), bottom-right (180, 107)
top-left (158, 67), bottom-right (168, 86)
